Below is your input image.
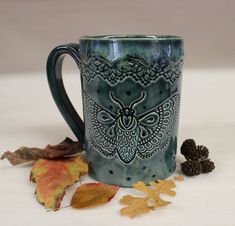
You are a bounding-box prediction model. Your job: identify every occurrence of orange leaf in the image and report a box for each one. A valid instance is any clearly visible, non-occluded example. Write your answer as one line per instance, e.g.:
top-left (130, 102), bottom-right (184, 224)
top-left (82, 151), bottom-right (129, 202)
top-left (30, 156), bottom-right (88, 210)
top-left (71, 183), bottom-right (119, 208)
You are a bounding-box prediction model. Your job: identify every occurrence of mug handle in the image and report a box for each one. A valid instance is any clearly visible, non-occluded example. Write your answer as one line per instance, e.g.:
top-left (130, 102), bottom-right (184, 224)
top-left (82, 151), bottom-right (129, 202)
top-left (46, 43), bottom-right (85, 146)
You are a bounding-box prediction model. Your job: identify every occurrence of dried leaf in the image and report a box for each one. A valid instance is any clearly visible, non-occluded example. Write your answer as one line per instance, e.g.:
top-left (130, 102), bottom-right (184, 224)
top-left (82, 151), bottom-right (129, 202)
top-left (120, 180), bottom-right (177, 218)
top-left (1, 137), bottom-right (83, 165)
top-left (30, 155), bottom-right (88, 210)
top-left (0, 150), bottom-right (32, 165)
top-left (149, 180), bottom-right (176, 196)
top-left (71, 183), bottom-right (119, 209)
top-left (133, 181), bottom-right (172, 207)
top-left (120, 195), bottom-right (154, 218)
top-left (174, 175), bottom-right (184, 181)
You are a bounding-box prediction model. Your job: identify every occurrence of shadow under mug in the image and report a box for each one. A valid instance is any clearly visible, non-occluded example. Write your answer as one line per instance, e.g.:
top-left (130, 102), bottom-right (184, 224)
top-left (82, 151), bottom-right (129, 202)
top-left (46, 35), bottom-right (184, 187)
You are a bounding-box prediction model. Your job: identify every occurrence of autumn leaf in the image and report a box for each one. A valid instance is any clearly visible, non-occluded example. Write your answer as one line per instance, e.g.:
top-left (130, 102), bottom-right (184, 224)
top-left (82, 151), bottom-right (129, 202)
top-left (71, 183), bottom-right (119, 209)
top-left (1, 137), bottom-right (83, 165)
top-left (30, 155), bottom-right (88, 210)
top-left (120, 195), bottom-right (154, 218)
top-left (120, 180), bottom-right (177, 218)
top-left (149, 180), bottom-right (176, 196)
top-left (132, 181), bottom-right (172, 207)
top-left (174, 175), bottom-right (184, 181)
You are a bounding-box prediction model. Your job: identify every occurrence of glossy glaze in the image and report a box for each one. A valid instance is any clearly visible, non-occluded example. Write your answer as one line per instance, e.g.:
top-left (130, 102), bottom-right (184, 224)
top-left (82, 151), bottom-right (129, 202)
top-left (47, 35), bottom-right (184, 187)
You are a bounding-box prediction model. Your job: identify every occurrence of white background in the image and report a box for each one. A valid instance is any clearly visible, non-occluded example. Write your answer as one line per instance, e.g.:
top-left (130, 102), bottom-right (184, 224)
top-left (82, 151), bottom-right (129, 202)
top-left (1, 70), bottom-right (235, 226)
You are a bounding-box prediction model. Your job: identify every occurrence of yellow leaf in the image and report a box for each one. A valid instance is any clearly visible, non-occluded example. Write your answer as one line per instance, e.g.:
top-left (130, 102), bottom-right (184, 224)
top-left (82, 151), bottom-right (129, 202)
top-left (133, 181), bottom-right (151, 194)
top-left (174, 175), bottom-right (185, 181)
top-left (120, 195), bottom-right (154, 218)
top-left (130, 180), bottom-right (175, 210)
top-left (155, 197), bottom-right (171, 207)
top-left (71, 183), bottom-right (119, 208)
top-left (70, 155), bottom-right (88, 176)
top-left (149, 180), bottom-right (176, 196)
top-left (132, 182), bottom-right (154, 200)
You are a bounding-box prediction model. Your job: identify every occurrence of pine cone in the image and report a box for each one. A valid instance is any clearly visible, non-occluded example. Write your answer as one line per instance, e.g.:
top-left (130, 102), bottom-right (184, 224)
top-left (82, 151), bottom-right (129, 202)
top-left (196, 145), bottom-right (209, 160)
top-left (181, 160), bottom-right (202, 176)
top-left (180, 139), bottom-right (196, 158)
top-left (184, 145), bottom-right (209, 161)
top-left (200, 159), bottom-right (215, 173)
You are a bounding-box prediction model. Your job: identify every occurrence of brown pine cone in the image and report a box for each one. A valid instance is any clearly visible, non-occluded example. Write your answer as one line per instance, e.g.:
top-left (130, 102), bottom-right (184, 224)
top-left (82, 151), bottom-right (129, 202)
top-left (200, 159), bottom-right (215, 173)
top-left (181, 160), bottom-right (202, 176)
top-left (180, 139), bottom-right (196, 158)
top-left (196, 145), bottom-right (209, 160)
top-left (184, 145), bottom-right (209, 161)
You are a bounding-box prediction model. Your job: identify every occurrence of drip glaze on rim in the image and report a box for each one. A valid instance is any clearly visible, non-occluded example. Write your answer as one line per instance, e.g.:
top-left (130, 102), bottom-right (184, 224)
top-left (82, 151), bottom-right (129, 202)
top-left (80, 34), bottom-right (183, 41)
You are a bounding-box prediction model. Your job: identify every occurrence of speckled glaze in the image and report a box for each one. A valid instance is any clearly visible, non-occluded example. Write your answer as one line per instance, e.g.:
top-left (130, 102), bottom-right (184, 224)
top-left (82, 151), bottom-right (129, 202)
top-left (47, 35), bottom-right (184, 187)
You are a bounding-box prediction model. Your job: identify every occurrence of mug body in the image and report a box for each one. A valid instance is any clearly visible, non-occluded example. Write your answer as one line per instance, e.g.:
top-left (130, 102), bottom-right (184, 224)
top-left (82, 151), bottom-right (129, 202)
top-left (79, 35), bottom-right (184, 187)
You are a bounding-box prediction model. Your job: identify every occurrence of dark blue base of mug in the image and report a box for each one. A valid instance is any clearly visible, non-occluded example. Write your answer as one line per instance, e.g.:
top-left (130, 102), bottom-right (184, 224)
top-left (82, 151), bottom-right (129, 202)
top-left (86, 136), bottom-right (177, 187)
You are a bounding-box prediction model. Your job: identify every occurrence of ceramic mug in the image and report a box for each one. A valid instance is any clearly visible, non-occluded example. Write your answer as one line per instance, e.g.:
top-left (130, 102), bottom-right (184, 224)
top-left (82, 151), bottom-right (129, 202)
top-left (46, 35), bottom-right (184, 187)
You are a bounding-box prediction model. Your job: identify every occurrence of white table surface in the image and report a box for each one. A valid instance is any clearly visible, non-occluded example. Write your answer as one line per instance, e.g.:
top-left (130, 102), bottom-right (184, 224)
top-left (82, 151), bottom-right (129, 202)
top-left (1, 69), bottom-right (235, 226)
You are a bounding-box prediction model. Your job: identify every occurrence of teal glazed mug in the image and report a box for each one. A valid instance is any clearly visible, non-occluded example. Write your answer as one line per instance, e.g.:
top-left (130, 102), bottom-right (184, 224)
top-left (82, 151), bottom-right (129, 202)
top-left (46, 35), bottom-right (184, 187)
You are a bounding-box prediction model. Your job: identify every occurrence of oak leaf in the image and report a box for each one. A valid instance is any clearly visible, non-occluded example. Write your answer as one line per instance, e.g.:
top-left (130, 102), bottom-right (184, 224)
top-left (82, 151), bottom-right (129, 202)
top-left (174, 175), bottom-right (184, 181)
top-left (1, 137), bottom-right (83, 166)
top-left (30, 155), bottom-right (88, 210)
top-left (71, 183), bottom-right (119, 209)
top-left (149, 180), bottom-right (176, 196)
top-left (120, 195), bottom-right (154, 218)
top-left (120, 180), bottom-right (177, 218)
top-left (133, 180), bottom-right (176, 198)
top-left (132, 181), bottom-right (172, 207)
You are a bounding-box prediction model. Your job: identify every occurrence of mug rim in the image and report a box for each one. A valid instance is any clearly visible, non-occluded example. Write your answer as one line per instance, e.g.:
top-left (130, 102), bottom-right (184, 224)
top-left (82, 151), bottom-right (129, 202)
top-left (80, 34), bottom-right (183, 41)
